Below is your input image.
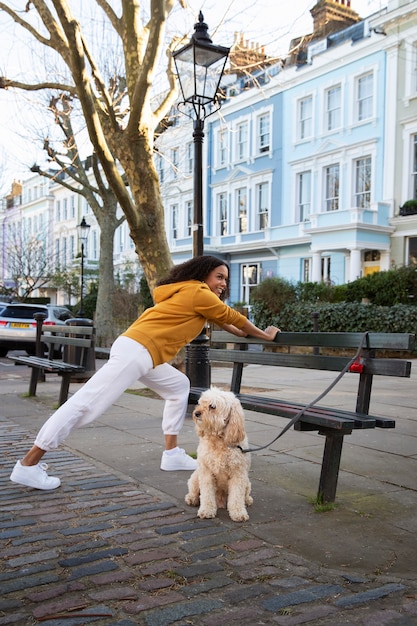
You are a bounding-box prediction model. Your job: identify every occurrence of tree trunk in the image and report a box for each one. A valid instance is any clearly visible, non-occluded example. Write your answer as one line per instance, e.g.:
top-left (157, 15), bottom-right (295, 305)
top-left (95, 209), bottom-right (117, 346)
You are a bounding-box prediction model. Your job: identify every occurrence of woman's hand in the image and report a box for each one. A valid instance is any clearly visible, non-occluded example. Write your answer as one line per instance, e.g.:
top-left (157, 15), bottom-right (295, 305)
top-left (263, 326), bottom-right (281, 341)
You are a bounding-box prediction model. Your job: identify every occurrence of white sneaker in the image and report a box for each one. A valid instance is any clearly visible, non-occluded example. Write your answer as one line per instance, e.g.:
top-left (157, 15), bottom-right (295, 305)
top-left (160, 448), bottom-right (197, 471)
top-left (10, 460), bottom-right (61, 490)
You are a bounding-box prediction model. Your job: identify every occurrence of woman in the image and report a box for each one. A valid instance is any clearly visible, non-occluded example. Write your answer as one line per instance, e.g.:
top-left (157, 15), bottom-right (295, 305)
top-left (10, 256), bottom-right (280, 490)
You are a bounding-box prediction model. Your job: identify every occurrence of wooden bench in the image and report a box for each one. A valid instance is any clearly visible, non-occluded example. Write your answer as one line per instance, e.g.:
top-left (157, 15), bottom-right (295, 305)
top-left (188, 330), bottom-right (415, 503)
top-left (10, 322), bottom-right (95, 406)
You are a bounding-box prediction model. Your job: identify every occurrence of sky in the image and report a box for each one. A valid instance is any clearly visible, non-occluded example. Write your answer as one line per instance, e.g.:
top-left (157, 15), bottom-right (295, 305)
top-left (0, 0), bottom-right (387, 194)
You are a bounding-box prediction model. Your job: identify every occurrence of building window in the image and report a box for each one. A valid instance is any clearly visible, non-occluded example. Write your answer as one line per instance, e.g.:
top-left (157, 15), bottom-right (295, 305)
top-left (325, 164), bottom-right (339, 212)
top-left (302, 259), bottom-right (311, 282)
top-left (62, 237), bottom-right (67, 265)
top-left (354, 156), bottom-right (371, 208)
top-left (325, 85), bottom-right (341, 131)
top-left (56, 200), bottom-right (61, 222)
top-left (157, 154), bottom-right (165, 183)
top-left (171, 147), bottom-right (179, 179)
top-left (171, 204), bottom-right (178, 239)
top-left (298, 95), bottom-right (312, 140)
top-left (356, 73), bottom-right (373, 121)
top-left (186, 200), bottom-right (193, 236)
top-left (63, 198), bottom-right (68, 221)
top-left (70, 235), bottom-right (75, 259)
top-left (236, 121), bottom-right (249, 161)
top-left (216, 128), bottom-right (228, 167)
top-left (256, 182), bottom-right (269, 229)
top-left (70, 195), bottom-right (75, 219)
top-left (408, 237), bottom-right (417, 265)
top-left (257, 113), bottom-right (270, 154)
top-left (236, 187), bottom-right (248, 233)
top-left (186, 142), bottom-right (193, 174)
top-left (321, 256), bottom-right (331, 284)
top-left (241, 263), bottom-right (260, 304)
top-left (413, 43), bottom-right (417, 93)
top-left (217, 193), bottom-right (228, 235)
top-left (412, 134), bottom-right (417, 199)
top-left (297, 171), bottom-right (311, 221)
top-left (91, 230), bottom-right (97, 260)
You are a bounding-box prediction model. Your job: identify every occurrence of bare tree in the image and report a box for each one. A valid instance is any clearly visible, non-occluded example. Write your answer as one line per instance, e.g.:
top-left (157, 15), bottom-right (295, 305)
top-left (3, 225), bottom-right (51, 301)
top-left (0, 0), bottom-right (187, 290)
top-left (32, 93), bottom-right (124, 345)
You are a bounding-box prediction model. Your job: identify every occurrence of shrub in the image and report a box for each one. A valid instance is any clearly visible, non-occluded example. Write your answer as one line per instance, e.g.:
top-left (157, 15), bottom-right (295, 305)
top-left (252, 300), bottom-right (417, 337)
top-left (251, 277), bottom-right (296, 315)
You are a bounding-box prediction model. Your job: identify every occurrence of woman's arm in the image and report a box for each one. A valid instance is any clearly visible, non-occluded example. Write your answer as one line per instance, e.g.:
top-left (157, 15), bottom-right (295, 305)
top-left (222, 321), bottom-right (280, 341)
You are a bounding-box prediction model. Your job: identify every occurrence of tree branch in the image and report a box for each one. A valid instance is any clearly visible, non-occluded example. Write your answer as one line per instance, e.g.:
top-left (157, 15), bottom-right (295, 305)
top-left (95, 0), bottom-right (123, 35)
top-left (152, 44), bottom-right (178, 128)
top-left (0, 77), bottom-right (76, 92)
top-left (127, 0), bottom-right (169, 134)
top-left (0, 1), bottom-right (56, 48)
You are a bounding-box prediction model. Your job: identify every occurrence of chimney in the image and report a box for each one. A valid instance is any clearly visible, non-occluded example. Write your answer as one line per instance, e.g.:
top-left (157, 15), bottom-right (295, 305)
top-left (310, 0), bottom-right (360, 40)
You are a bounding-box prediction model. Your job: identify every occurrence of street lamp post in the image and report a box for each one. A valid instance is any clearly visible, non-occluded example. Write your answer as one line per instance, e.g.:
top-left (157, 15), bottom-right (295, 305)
top-left (173, 11), bottom-right (230, 258)
top-left (173, 12), bottom-right (230, 387)
top-left (76, 217), bottom-right (90, 318)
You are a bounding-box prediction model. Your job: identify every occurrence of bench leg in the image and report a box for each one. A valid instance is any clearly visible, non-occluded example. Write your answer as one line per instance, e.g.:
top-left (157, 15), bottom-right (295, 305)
top-left (317, 430), bottom-right (348, 504)
top-left (28, 367), bottom-right (40, 397)
top-left (58, 373), bottom-right (72, 406)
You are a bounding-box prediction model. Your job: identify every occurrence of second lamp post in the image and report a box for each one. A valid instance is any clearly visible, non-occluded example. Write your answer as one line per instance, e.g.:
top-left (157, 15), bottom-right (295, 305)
top-left (77, 217), bottom-right (90, 318)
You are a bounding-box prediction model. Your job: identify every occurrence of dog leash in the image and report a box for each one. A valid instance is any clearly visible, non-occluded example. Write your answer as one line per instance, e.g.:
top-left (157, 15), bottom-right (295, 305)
top-left (238, 331), bottom-right (370, 454)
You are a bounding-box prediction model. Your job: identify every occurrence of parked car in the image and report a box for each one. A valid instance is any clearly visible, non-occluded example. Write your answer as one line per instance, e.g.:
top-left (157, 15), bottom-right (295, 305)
top-left (0, 303), bottom-right (74, 357)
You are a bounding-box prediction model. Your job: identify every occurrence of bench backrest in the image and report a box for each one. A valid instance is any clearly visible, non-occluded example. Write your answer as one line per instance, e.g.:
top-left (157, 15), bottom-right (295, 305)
top-left (209, 330), bottom-right (415, 414)
top-left (41, 324), bottom-right (95, 366)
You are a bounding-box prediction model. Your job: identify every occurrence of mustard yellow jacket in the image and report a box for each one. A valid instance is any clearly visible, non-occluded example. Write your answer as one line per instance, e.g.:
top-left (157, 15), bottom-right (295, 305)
top-left (122, 280), bottom-right (247, 367)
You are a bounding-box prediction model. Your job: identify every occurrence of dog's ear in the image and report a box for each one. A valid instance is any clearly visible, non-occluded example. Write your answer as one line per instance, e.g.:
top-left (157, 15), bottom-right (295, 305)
top-left (223, 400), bottom-right (246, 445)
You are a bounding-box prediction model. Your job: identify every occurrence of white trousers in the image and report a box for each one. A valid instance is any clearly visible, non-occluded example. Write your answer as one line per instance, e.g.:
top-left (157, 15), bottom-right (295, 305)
top-left (34, 336), bottom-right (190, 452)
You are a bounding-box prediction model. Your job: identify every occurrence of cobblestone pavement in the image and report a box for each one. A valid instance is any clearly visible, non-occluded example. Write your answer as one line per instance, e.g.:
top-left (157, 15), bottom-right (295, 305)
top-left (1, 418), bottom-right (417, 626)
top-left (1, 359), bottom-right (417, 625)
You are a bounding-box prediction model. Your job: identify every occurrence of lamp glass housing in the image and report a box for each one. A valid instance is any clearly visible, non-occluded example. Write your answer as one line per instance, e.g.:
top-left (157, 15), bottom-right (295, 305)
top-left (174, 40), bottom-right (229, 107)
top-left (77, 217), bottom-right (90, 245)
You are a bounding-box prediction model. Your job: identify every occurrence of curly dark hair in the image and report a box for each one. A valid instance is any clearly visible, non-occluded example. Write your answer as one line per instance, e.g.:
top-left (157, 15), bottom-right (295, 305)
top-left (157, 255), bottom-right (230, 300)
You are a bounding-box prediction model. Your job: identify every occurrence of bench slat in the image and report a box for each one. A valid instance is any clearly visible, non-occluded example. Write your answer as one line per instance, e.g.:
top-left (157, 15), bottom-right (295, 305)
top-left (41, 335), bottom-right (93, 348)
top-left (211, 330), bottom-right (415, 351)
top-left (209, 349), bottom-right (412, 377)
top-left (10, 356), bottom-right (84, 373)
top-left (42, 324), bottom-right (94, 336)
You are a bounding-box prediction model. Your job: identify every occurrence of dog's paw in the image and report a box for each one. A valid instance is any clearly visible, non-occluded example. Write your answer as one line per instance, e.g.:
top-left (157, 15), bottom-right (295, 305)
top-left (185, 493), bottom-right (199, 507)
top-left (197, 507), bottom-right (217, 519)
top-left (229, 508), bottom-right (249, 522)
top-left (246, 495), bottom-right (254, 507)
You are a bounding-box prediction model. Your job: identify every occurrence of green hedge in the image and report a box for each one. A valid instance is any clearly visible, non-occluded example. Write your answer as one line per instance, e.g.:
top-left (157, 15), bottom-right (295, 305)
top-left (251, 300), bottom-right (417, 335)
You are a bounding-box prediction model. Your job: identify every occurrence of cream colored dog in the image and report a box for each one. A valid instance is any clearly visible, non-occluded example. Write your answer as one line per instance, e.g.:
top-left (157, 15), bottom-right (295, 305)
top-left (185, 387), bottom-right (253, 522)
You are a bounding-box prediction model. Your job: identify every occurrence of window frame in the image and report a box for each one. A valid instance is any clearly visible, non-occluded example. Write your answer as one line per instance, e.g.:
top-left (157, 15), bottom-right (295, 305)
top-left (256, 181), bottom-right (270, 229)
top-left (217, 192), bottom-right (228, 236)
top-left (325, 84), bottom-right (341, 132)
top-left (298, 95), bottom-right (313, 141)
top-left (356, 72), bottom-right (374, 122)
top-left (354, 156), bottom-right (372, 209)
top-left (325, 164), bottom-right (340, 212)
top-left (240, 262), bottom-right (261, 305)
top-left (297, 170), bottom-right (312, 221)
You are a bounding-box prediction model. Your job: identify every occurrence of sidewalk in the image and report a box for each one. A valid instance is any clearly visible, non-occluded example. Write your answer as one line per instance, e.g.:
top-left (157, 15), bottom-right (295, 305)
top-left (1, 358), bottom-right (417, 625)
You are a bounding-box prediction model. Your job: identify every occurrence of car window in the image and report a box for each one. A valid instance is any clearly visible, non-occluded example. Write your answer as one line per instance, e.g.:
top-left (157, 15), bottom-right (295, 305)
top-left (1, 306), bottom-right (47, 319)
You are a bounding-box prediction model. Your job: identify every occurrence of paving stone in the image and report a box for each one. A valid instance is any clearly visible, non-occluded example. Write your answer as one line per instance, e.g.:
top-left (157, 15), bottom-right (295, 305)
top-left (58, 546), bottom-right (128, 567)
top-left (173, 561), bottom-right (224, 579)
top-left (143, 598), bottom-right (223, 626)
top-left (6, 548), bottom-right (60, 568)
top-left (261, 584), bottom-right (344, 611)
top-left (334, 583), bottom-right (407, 608)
